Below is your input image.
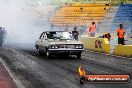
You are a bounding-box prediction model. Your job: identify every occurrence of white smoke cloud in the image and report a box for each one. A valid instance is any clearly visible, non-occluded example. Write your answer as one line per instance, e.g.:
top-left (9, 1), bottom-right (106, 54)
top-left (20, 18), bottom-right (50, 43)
top-left (0, 0), bottom-right (56, 48)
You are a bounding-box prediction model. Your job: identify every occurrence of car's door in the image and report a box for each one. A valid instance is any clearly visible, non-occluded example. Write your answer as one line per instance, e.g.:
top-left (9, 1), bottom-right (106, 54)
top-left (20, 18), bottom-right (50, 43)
top-left (36, 32), bottom-right (44, 50)
top-left (42, 32), bottom-right (48, 52)
top-left (38, 32), bottom-right (46, 51)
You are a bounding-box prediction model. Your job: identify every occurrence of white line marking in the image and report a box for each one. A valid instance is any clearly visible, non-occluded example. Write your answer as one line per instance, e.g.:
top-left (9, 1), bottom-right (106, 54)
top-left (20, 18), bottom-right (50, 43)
top-left (0, 57), bottom-right (25, 88)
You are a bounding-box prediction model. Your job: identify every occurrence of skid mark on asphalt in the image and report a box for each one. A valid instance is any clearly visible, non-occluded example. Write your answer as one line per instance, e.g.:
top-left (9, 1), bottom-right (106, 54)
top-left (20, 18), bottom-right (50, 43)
top-left (0, 48), bottom-right (131, 88)
top-left (20, 49), bottom-right (131, 88)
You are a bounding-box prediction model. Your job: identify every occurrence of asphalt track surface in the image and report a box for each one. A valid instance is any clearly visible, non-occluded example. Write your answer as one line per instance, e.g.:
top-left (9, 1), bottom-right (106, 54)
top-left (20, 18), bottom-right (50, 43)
top-left (0, 47), bottom-right (132, 88)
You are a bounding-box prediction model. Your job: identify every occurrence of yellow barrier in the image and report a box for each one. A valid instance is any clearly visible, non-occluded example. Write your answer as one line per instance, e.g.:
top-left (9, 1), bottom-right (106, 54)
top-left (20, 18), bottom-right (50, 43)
top-left (113, 45), bottom-right (132, 57)
top-left (79, 37), bottom-right (110, 53)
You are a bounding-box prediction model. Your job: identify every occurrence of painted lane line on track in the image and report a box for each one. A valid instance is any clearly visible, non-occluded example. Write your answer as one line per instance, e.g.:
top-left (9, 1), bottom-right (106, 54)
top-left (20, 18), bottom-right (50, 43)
top-left (0, 57), bottom-right (25, 88)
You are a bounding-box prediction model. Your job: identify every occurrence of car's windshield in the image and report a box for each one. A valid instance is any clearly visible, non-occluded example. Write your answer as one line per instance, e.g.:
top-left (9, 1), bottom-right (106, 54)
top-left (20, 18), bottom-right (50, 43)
top-left (48, 32), bottom-right (73, 40)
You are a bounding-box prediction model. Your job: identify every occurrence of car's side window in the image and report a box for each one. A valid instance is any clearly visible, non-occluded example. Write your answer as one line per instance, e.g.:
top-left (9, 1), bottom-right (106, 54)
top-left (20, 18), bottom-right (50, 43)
top-left (47, 33), bottom-right (50, 39)
top-left (39, 32), bottom-right (44, 39)
top-left (43, 33), bottom-right (47, 40)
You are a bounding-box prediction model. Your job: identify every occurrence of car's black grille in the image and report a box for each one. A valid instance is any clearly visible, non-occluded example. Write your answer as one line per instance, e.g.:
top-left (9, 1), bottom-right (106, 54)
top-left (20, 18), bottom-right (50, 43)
top-left (59, 45), bottom-right (75, 49)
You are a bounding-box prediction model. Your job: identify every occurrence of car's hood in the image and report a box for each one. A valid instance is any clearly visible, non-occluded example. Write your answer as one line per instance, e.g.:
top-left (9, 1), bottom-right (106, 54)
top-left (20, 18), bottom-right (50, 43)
top-left (48, 39), bottom-right (83, 45)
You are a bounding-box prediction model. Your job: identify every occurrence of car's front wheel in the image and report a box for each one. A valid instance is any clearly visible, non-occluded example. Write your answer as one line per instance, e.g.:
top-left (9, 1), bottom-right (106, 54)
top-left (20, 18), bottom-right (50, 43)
top-left (46, 50), bottom-right (51, 58)
top-left (76, 53), bottom-right (81, 59)
top-left (37, 48), bottom-right (43, 55)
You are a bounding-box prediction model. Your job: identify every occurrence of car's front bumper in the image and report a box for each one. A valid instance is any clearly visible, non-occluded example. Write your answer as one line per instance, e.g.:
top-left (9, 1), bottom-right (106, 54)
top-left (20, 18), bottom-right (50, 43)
top-left (48, 48), bottom-right (84, 55)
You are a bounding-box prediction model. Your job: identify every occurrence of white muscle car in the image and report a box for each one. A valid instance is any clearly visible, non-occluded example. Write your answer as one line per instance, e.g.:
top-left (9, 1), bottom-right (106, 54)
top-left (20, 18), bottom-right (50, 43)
top-left (35, 31), bottom-right (84, 58)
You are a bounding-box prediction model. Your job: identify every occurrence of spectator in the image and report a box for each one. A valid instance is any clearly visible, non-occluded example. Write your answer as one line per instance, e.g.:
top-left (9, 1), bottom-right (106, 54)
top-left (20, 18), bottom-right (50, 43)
top-left (72, 27), bottom-right (79, 40)
top-left (103, 33), bottom-right (111, 42)
top-left (89, 22), bottom-right (96, 37)
top-left (104, 3), bottom-right (110, 11)
top-left (116, 24), bottom-right (125, 45)
top-left (107, 33), bottom-right (111, 41)
top-left (0, 27), bottom-right (4, 47)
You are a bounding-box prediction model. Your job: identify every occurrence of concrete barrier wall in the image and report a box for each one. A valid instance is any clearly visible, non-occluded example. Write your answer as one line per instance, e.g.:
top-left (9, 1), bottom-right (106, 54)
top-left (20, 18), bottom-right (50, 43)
top-left (80, 37), bottom-right (110, 54)
top-left (113, 45), bottom-right (132, 57)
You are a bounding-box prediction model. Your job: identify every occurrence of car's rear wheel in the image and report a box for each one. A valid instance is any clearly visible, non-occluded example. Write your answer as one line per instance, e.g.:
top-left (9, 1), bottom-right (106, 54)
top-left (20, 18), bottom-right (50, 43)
top-left (76, 53), bottom-right (81, 59)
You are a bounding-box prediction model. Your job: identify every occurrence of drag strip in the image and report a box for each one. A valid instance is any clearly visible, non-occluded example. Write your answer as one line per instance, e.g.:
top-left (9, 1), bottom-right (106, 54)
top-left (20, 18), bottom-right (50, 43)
top-left (0, 47), bottom-right (132, 88)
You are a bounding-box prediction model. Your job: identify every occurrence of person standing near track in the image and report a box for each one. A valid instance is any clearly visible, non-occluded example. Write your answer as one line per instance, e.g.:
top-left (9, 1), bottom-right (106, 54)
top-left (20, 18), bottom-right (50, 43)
top-left (72, 27), bottom-right (79, 41)
top-left (116, 24), bottom-right (125, 45)
top-left (0, 27), bottom-right (4, 47)
top-left (89, 22), bottom-right (96, 37)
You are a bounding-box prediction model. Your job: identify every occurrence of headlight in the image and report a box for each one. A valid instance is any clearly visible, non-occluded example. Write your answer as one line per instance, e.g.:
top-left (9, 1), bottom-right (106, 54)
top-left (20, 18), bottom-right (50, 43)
top-left (51, 45), bottom-right (58, 49)
top-left (51, 45), bottom-right (55, 49)
top-left (75, 45), bottom-right (83, 49)
top-left (79, 45), bottom-right (83, 48)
